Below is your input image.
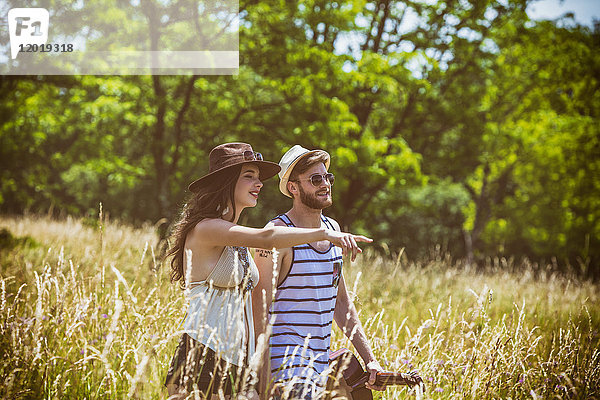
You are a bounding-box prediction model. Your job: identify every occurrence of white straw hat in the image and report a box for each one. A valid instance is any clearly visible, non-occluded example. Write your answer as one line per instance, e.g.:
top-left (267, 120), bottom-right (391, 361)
top-left (278, 145), bottom-right (330, 198)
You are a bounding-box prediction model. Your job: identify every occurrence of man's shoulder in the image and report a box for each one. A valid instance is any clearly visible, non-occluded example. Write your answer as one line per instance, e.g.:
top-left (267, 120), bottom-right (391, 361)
top-left (257, 214), bottom-right (293, 260)
top-left (322, 215), bottom-right (341, 231)
top-left (266, 214), bottom-right (289, 228)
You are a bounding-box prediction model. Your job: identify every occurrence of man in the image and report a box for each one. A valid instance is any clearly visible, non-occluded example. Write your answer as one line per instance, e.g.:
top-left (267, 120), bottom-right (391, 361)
top-left (252, 145), bottom-right (384, 399)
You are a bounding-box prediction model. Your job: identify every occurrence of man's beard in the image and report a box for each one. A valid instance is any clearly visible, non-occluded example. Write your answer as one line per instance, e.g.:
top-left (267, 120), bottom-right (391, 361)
top-left (298, 184), bottom-right (332, 210)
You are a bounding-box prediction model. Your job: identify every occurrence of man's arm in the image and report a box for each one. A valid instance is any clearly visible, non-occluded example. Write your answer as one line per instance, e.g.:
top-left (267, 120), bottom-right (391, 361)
top-left (333, 274), bottom-right (385, 390)
top-left (327, 217), bottom-right (384, 390)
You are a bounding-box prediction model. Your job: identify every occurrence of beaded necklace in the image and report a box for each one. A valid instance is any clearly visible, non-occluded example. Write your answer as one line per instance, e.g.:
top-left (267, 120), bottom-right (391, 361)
top-left (232, 246), bottom-right (254, 294)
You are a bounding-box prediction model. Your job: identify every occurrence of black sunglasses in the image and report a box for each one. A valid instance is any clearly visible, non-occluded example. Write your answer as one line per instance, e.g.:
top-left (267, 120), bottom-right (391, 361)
top-left (243, 150), bottom-right (263, 161)
top-left (293, 173), bottom-right (335, 187)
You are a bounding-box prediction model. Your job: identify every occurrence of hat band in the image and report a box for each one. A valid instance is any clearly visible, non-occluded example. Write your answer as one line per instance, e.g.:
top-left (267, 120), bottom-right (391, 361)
top-left (211, 151), bottom-right (263, 172)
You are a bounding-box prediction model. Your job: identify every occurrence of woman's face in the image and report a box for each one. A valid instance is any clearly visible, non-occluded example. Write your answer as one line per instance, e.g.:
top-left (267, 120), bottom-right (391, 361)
top-left (234, 163), bottom-right (263, 209)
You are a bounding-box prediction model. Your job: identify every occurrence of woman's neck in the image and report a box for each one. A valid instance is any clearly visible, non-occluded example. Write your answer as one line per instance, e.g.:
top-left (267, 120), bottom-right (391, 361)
top-left (222, 203), bottom-right (243, 224)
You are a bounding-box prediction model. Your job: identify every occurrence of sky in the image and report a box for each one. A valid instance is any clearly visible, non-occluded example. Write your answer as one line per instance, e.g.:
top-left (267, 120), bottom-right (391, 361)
top-left (527, 0), bottom-right (599, 27)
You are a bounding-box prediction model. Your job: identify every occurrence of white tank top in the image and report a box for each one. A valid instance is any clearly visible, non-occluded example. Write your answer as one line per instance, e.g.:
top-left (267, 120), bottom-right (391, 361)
top-left (269, 214), bottom-right (343, 388)
top-left (183, 245), bottom-right (259, 366)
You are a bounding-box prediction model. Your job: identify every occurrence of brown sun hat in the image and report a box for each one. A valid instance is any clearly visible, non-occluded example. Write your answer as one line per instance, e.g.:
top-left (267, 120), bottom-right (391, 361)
top-left (188, 143), bottom-right (281, 192)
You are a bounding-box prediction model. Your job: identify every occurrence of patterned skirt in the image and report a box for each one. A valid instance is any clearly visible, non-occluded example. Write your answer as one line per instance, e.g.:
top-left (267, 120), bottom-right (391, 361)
top-left (165, 333), bottom-right (245, 396)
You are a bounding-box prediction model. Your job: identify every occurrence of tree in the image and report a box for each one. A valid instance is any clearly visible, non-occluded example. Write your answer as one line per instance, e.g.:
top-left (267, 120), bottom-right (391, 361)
top-left (1, 0), bottom-right (598, 273)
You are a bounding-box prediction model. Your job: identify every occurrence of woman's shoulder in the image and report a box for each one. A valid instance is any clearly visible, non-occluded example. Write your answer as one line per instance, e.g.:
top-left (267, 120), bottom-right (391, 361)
top-left (186, 218), bottom-right (231, 248)
top-left (192, 217), bottom-right (233, 234)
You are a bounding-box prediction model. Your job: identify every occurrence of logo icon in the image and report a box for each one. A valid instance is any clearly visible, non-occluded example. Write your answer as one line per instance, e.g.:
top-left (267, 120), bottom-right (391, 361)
top-left (8, 8), bottom-right (49, 60)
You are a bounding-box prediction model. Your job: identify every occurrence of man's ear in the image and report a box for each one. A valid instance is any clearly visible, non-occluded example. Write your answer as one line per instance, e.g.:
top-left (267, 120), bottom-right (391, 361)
top-left (287, 181), bottom-right (299, 198)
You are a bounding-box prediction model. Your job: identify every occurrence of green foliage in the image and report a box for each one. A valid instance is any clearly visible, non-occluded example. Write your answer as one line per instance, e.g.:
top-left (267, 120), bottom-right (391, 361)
top-left (462, 18), bottom-right (600, 269)
top-left (483, 111), bottom-right (600, 266)
top-left (1, 0), bottom-right (599, 273)
top-left (379, 179), bottom-right (471, 258)
top-left (0, 227), bottom-right (39, 251)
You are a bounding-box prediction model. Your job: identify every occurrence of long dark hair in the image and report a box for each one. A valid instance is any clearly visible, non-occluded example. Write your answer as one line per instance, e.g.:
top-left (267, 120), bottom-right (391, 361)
top-left (167, 165), bottom-right (240, 289)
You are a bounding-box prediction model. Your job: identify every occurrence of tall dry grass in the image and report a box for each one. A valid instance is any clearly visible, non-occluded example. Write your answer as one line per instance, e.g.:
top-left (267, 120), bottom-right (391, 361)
top-left (1, 214), bottom-right (598, 399)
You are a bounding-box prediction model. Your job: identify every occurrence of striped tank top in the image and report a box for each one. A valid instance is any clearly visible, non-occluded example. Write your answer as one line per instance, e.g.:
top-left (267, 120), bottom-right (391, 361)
top-left (269, 214), bottom-right (343, 387)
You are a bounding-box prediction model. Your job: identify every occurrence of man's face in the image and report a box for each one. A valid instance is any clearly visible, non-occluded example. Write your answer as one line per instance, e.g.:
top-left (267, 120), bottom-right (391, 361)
top-left (295, 163), bottom-right (333, 210)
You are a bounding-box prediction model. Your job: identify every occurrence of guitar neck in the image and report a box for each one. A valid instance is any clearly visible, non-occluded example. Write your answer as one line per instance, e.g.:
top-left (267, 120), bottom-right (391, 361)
top-left (329, 348), bottom-right (422, 392)
top-left (374, 372), bottom-right (410, 386)
top-left (352, 372), bottom-right (411, 389)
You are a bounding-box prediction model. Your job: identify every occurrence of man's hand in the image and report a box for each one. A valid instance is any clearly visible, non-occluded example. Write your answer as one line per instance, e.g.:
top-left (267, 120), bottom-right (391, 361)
top-left (402, 370), bottom-right (424, 388)
top-left (365, 359), bottom-right (386, 391)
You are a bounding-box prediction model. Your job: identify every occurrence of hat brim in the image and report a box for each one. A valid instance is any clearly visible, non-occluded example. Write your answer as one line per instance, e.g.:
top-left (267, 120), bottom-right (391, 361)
top-left (279, 150), bottom-right (330, 198)
top-left (188, 160), bottom-right (281, 192)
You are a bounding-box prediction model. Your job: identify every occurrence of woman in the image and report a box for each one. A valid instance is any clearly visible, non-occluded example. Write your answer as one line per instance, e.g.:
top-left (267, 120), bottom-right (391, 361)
top-left (164, 142), bottom-right (371, 399)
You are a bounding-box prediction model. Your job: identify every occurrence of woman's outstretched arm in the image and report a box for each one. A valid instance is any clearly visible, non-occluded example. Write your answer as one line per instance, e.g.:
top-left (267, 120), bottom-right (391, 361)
top-left (190, 218), bottom-right (372, 260)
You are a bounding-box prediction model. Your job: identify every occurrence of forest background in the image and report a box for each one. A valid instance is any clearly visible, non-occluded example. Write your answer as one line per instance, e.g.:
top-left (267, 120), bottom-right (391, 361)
top-left (1, 0), bottom-right (599, 275)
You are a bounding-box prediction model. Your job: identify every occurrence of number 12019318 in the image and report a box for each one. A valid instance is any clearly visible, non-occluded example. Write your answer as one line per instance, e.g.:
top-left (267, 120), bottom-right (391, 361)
top-left (19, 43), bottom-right (73, 53)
